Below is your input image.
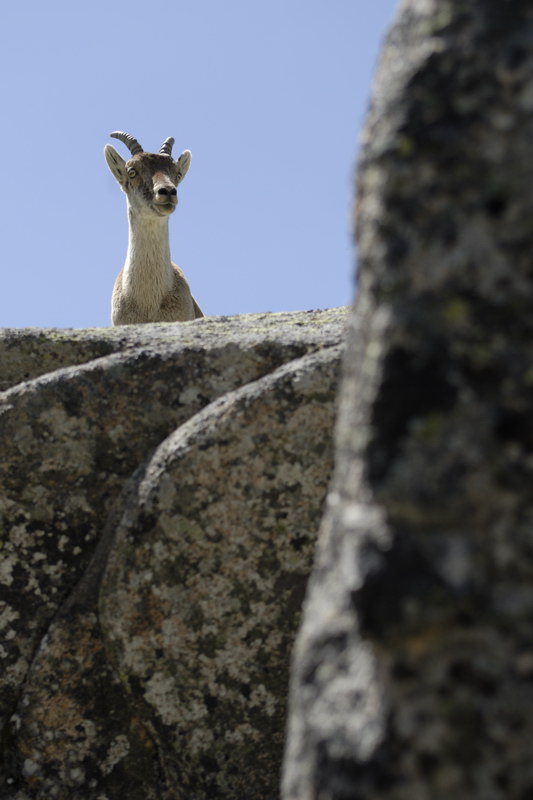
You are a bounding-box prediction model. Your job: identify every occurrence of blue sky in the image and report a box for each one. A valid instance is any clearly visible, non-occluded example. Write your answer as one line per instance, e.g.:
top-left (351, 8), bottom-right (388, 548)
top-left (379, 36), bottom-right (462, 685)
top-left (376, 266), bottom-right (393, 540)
top-left (0, 1), bottom-right (397, 329)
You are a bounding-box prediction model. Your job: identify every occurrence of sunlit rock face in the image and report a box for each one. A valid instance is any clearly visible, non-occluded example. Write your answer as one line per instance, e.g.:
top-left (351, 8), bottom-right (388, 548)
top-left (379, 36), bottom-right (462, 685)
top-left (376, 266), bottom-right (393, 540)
top-left (0, 309), bottom-right (345, 800)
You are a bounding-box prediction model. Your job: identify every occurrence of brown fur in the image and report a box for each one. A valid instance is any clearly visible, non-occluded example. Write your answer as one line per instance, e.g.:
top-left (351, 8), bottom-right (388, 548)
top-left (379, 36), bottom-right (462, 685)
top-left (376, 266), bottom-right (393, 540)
top-left (112, 264), bottom-right (203, 324)
top-left (105, 139), bottom-right (203, 326)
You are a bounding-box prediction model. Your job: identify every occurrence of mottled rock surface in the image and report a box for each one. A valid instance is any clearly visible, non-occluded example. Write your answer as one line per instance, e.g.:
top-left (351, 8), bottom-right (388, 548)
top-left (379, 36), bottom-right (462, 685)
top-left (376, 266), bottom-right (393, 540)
top-left (283, 2), bottom-right (533, 799)
top-left (0, 309), bottom-right (345, 799)
top-left (0, 309), bottom-right (346, 391)
top-left (100, 348), bottom-right (339, 799)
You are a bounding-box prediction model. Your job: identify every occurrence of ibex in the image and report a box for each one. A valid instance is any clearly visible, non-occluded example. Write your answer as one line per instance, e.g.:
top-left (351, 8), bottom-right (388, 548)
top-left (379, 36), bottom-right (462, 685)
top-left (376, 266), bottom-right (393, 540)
top-left (104, 131), bottom-right (203, 325)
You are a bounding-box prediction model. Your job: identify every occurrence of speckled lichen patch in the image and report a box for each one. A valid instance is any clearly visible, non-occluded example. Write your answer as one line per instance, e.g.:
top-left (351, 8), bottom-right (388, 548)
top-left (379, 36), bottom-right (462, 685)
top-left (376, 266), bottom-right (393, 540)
top-left (0, 308), bottom-right (347, 391)
top-left (283, 2), bottom-right (533, 798)
top-left (100, 347), bottom-right (340, 800)
top-left (0, 309), bottom-right (345, 799)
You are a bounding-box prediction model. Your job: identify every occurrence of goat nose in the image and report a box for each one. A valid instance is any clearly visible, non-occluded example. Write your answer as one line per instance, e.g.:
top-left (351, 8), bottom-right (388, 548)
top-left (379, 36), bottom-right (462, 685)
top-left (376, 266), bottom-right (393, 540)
top-left (157, 187), bottom-right (177, 196)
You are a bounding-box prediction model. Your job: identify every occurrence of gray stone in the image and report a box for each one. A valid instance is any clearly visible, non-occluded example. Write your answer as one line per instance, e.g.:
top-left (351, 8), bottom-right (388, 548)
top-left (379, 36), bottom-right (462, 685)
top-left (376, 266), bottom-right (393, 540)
top-left (0, 309), bottom-right (345, 798)
top-left (283, 2), bottom-right (533, 799)
top-left (0, 309), bottom-right (346, 391)
top-left (0, 308), bottom-right (346, 731)
top-left (99, 347), bottom-right (340, 800)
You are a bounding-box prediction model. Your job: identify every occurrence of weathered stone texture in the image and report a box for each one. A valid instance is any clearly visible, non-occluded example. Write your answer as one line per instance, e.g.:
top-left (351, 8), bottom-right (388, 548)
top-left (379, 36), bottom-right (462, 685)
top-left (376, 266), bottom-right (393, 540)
top-left (101, 348), bottom-right (340, 799)
top-left (0, 309), bottom-right (345, 799)
top-left (283, 2), bottom-right (533, 799)
top-left (11, 1), bottom-right (533, 796)
top-left (0, 310), bottom-right (345, 391)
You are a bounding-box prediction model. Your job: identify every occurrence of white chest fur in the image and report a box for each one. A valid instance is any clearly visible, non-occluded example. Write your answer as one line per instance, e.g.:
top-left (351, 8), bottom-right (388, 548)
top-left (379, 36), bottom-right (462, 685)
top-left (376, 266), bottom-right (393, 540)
top-left (122, 209), bottom-right (174, 315)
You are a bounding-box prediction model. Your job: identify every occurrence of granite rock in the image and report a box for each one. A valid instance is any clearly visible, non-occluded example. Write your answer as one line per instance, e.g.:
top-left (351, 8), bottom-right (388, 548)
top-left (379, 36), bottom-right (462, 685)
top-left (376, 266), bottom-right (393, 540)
top-left (100, 347), bottom-right (340, 800)
top-left (0, 310), bottom-right (345, 391)
top-left (0, 309), bottom-right (345, 799)
top-left (283, 2), bottom-right (533, 799)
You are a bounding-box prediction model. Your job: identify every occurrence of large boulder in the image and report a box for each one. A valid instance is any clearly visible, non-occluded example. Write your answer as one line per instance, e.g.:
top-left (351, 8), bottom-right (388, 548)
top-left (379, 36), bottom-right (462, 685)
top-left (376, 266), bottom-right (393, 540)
top-left (0, 309), bottom-right (345, 799)
top-left (0, 310), bottom-right (345, 391)
top-left (283, 2), bottom-right (533, 798)
top-left (100, 347), bottom-right (339, 799)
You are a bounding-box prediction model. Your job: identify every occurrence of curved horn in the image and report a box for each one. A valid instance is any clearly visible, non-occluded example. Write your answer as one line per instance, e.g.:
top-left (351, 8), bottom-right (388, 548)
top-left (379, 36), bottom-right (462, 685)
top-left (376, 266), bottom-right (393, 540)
top-left (110, 131), bottom-right (144, 156)
top-left (159, 137), bottom-right (175, 156)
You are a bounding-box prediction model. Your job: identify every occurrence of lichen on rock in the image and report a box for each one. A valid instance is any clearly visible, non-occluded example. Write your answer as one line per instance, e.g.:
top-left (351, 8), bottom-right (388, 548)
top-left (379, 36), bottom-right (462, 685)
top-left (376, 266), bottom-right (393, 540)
top-left (283, 2), bottom-right (533, 798)
top-left (100, 347), bottom-right (340, 799)
top-left (0, 308), bottom-right (345, 799)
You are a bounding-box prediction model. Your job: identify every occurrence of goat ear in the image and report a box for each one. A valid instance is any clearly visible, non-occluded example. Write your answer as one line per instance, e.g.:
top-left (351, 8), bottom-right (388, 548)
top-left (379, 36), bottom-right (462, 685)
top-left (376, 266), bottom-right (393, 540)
top-left (175, 150), bottom-right (191, 184)
top-left (104, 144), bottom-right (127, 187)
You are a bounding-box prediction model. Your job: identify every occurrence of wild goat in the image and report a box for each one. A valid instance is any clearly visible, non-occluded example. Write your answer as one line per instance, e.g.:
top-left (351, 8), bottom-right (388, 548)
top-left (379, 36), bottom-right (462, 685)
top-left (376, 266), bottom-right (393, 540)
top-left (104, 131), bottom-right (203, 325)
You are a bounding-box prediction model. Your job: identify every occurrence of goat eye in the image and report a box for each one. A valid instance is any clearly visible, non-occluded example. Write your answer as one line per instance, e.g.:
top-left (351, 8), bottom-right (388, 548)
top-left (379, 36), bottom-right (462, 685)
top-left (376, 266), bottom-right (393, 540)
top-left (127, 168), bottom-right (137, 178)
